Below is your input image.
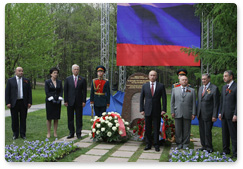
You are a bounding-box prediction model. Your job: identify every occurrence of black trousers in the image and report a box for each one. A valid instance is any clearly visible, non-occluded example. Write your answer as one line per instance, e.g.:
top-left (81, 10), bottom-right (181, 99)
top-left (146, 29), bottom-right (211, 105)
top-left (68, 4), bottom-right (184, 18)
top-left (94, 106), bottom-right (106, 117)
top-left (222, 118), bottom-right (237, 156)
top-left (198, 117), bottom-right (213, 150)
top-left (145, 114), bottom-right (161, 147)
top-left (10, 100), bottom-right (27, 137)
top-left (67, 102), bottom-right (83, 136)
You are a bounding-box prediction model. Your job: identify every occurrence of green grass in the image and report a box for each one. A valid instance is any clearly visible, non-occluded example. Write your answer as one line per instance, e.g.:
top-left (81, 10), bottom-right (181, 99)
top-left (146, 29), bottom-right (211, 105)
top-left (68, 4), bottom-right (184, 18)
top-left (5, 105), bottom-right (93, 146)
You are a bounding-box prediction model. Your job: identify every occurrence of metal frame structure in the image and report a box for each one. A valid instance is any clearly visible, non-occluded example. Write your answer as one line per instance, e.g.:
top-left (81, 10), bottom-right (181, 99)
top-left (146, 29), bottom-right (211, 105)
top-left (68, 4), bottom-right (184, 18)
top-left (119, 66), bottom-right (126, 92)
top-left (100, 3), bottom-right (110, 79)
top-left (201, 12), bottom-right (214, 75)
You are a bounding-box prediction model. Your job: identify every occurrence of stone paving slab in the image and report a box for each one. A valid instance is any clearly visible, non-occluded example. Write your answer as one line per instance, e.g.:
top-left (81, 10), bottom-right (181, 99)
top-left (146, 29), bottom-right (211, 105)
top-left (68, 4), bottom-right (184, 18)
top-left (139, 152), bottom-right (161, 160)
top-left (111, 151), bottom-right (134, 158)
top-left (74, 142), bottom-right (93, 148)
top-left (81, 137), bottom-right (94, 143)
top-left (74, 154), bottom-right (101, 162)
top-left (117, 145), bottom-right (139, 152)
top-left (94, 144), bottom-right (116, 149)
top-left (137, 159), bottom-right (159, 162)
top-left (86, 149), bottom-right (109, 156)
top-left (105, 157), bottom-right (129, 162)
top-left (123, 142), bottom-right (142, 146)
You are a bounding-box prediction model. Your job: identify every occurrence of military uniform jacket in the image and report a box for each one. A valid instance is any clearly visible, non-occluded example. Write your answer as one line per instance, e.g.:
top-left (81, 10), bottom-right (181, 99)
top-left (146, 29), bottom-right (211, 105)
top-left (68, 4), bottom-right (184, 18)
top-left (90, 78), bottom-right (110, 107)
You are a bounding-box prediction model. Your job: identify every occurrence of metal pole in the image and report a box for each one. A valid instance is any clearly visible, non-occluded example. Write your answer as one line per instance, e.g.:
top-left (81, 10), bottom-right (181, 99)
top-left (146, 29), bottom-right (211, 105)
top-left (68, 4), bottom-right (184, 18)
top-left (110, 25), bottom-right (114, 95)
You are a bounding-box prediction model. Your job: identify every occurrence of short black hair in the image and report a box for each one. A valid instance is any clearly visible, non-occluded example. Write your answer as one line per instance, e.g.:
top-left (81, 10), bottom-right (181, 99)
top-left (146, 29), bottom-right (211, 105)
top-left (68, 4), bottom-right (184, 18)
top-left (49, 67), bottom-right (59, 74)
top-left (224, 70), bottom-right (234, 79)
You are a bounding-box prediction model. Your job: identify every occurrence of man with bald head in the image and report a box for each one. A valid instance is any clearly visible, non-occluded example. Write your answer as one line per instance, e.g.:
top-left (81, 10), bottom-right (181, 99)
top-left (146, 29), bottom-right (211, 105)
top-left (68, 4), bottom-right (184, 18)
top-left (140, 70), bottom-right (167, 152)
top-left (5, 67), bottom-right (32, 140)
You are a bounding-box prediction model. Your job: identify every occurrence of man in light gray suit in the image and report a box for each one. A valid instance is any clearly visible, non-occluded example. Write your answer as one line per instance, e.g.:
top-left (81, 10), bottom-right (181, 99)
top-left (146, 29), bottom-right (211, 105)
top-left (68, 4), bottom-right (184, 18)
top-left (197, 74), bottom-right (219, 153)
top-left (171, 76), bottom-right (196, 149)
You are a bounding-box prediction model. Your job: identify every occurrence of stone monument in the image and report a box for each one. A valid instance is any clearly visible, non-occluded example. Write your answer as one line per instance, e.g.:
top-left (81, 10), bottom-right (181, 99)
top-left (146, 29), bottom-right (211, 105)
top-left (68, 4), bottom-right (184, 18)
top-left (122, 73), bottom-right (149, 127)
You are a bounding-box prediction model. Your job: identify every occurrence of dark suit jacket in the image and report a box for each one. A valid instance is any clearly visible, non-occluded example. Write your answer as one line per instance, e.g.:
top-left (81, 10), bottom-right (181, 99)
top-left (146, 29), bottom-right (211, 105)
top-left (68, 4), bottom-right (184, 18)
top-left (45, 79), bottom-right (63, 101)
top-left (64, 75), bottom-right (87, 106)
top-left (140, 82), bottom-right (167, 117)
top-left (5, 76), bottom-right (32, 108)
top-left (220, 81), bottom-right (237, 119)
top-left (197, 83), bottom-right (220, 121)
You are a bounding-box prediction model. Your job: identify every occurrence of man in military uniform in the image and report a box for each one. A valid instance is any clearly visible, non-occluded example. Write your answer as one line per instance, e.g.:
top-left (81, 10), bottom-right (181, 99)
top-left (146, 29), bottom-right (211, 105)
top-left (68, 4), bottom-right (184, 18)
top-left (172, 69), bottom-right (190, 88)
top-left (90, 66), bottom-right (110, 117)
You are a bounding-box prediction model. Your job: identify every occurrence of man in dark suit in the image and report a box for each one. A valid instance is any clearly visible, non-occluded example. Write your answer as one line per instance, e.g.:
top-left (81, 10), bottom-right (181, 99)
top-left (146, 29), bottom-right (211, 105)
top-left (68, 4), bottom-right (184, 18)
top-left (140, 70), bottom-right (167, 152)
top-left (197, 74), bottom-right (219, 153)
top-left (219, 70), bottom-right (237, 158)
top-left (5, 67), bottom-right (32, 140)
top-left (64, 64), bottom-right (87, 139)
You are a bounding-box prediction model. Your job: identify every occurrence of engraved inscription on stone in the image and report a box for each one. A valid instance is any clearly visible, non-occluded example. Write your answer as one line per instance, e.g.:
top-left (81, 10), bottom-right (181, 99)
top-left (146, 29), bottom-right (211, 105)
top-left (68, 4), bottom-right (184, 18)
top-left (131, 93), bottom-right (144, 121)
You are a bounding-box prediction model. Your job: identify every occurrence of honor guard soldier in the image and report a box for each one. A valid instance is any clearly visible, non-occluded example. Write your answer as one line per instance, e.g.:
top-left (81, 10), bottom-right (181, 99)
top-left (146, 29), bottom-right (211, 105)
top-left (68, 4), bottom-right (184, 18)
top-left (90, 66), bottom-right (110, 117)
top-left (172, 69), bottom-right (191, 88)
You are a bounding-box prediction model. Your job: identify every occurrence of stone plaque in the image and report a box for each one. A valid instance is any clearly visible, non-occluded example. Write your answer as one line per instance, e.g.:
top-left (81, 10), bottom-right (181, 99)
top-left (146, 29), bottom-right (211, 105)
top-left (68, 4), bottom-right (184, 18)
top-left (122, 73), bottom-right (149, 127)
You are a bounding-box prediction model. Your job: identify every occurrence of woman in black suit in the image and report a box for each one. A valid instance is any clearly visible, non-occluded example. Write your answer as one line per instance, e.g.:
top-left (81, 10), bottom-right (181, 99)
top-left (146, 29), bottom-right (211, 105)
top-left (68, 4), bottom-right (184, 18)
top-left (45, 67), bottom-right (63, 138)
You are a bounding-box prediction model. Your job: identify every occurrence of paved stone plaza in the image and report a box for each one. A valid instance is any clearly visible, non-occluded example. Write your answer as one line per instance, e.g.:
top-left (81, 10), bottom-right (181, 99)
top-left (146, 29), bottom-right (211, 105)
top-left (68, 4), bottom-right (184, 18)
top-left (55, 130), bottom-right (201, 162)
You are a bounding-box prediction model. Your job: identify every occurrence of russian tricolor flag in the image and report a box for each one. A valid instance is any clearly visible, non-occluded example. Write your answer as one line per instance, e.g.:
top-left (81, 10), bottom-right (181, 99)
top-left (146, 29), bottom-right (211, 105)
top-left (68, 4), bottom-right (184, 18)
top-left (117, 3), bottom-right (201, 66)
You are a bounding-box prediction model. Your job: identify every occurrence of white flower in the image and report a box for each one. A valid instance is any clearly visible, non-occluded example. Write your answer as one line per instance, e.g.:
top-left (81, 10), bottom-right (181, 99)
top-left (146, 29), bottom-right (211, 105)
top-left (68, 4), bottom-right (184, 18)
top-left (114, 120), bottom-right (118, 123)
top-left (94, 116), bottom-right (98, 120)
top-left (108, 122), bottom-right (113, 127)
top-left (90, 119), bottom-right (94, 122)
top-left (122, 119), bottom-right (125, 122)
top-left (100, 118), bottom-right (105, 123)
top-left (114, 116), bottom-right (118, 119)
top-left (92, 128), bottom-right (96, 133)
top-left (125, 122), bottom-right (129, 126)
top-left (89, 133), bottom-right (92, 137)
top-left (105, 116), bottom-right (109, 120)
top-left (96, 130), bottom-right (100, 135)
top-left (119, 130), bottom-right (123, 135)
top-left (96, 123), bottom-right (101, 128)
top-left (107, 132), bottom-right (112, 137)
top-left (105, 120), bottom-right (109, 124)
top-left (101, 127), bottom-right (105, 132)
top-left (127, 127), bottom-right (130, 130)
top-left (91, 126), bottom-right (93, 129)
top-left (112, 126), bottom-right (117, 131)
top-left (116, 123), bottom-right (120, 127)
top-left (108, 112), bottom-right (111, 115)
top-left (108, 116), bottom-right (112, 120)
top-left (102, 112), bottom-right (106, 116)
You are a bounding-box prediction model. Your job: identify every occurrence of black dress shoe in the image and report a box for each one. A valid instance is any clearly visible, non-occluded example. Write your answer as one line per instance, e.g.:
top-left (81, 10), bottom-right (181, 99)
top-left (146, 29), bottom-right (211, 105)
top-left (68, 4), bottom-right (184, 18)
top-left (13, 136), bottom-right (18, 140)
top-left (67, 134), bottom-right (74, 139)
top-left (155, 147), bottom-right (160, 152)
top-left (144, 145), bottom-right (151, 150)
top-left (21, 136), bottom-right (26, 140)
top-left (77, 135), bottom-right (82, 139)
top-left (197, 147), bottom-right (206, 151)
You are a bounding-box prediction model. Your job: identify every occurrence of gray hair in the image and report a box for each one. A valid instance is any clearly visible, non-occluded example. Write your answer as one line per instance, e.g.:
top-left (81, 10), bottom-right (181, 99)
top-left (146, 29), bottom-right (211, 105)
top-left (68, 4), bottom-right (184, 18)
top-left (224, 70), bottom-right (234, 79)
top-left (72, 64), bottom-right (79, 70)
top-left (202, 73), bottom-right (210, 79)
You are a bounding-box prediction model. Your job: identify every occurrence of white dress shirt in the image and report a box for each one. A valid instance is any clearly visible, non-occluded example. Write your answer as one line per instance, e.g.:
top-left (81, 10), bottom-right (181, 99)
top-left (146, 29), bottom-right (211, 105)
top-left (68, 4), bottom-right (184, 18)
top-left (150, 81), bottom-right (156, 95)
top-left (227, 80), bottom-right (234, 88)
top-left (16, 76), bottom-right (23, 99)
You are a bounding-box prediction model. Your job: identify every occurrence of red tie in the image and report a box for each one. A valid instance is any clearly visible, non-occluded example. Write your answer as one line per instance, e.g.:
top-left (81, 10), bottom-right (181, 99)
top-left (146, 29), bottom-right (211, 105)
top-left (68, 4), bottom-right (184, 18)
top-left (202, 86), bottom-right (206, 97)
top-left (151, 82), bottom-right (154, 96)
top-left (75, 77), bottom-right (77, 88)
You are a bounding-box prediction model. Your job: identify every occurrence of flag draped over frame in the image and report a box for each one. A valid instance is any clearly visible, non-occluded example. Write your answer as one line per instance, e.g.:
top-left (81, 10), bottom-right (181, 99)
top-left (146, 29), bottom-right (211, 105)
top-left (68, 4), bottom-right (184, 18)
top-left (117, 3), bottom-right (201, 66)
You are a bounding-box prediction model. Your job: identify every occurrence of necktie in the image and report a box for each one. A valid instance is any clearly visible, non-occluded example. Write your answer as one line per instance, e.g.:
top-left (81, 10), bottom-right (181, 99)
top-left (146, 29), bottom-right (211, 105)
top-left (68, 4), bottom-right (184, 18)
top-left (226, 84), bottom-right (229, 92)
top-left (18, 77), bottom-right (22, 99)
top-left (75, 77), bottom-right (77, 88)
top-left (151, 82), bottom-right (154, 96)
top-left (202, 85), bottom-right (206, 97)
top-left (182, 87), bottom-right (185, 97)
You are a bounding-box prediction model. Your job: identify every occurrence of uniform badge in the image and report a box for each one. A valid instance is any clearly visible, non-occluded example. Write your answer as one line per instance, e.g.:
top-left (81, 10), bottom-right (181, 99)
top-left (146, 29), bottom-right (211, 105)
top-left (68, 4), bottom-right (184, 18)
top-left (207, 88), bottom-right (211, 94)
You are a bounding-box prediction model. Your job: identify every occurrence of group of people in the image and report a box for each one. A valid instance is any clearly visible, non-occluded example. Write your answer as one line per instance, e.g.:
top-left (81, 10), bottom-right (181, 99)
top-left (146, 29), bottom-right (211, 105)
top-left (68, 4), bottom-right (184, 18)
top-left (5, 66), bottom-right (237, 159)
top-left (140, 69), bottom-right (237, 159)
top-left (5, 64), bottom-right (110, 140)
